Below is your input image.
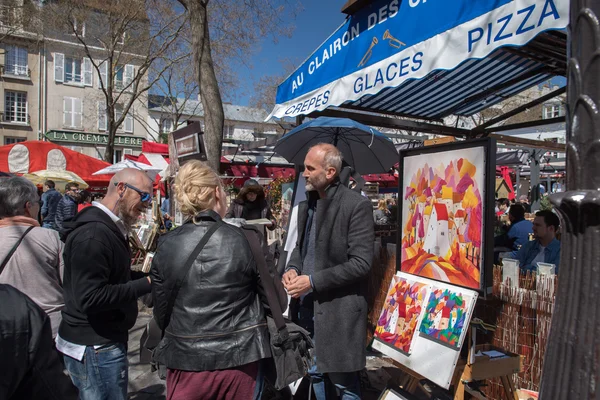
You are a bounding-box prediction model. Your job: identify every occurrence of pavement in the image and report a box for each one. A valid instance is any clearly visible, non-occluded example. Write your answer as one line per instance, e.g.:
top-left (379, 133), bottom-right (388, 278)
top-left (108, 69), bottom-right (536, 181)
top-left (125, 312), bottom-right (404, 400)
top-left (127, 313), bottom-right (166, 400)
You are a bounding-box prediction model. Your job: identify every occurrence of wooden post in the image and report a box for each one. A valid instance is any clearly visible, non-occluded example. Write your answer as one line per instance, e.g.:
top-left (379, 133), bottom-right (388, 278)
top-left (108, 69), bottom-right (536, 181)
top-left (539, 0), bottom-right (600, 398)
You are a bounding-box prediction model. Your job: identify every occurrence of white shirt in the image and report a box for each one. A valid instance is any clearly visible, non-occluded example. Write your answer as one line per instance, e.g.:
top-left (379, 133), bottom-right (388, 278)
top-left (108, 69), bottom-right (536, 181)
top-left (55, 202), bottom-right (129, 360)
top-left (531, 245), bottom-right (546, 267)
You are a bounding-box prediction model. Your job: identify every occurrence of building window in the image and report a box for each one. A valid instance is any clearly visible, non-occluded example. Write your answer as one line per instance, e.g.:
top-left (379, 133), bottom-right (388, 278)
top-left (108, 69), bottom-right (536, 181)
top-left (543, 103), bottom-right (563, 119)
top-left (71, 18), bottom-right (85, 37)
top-left (4, 91), bottom-right (28, 123)
top-left (64, 57), bottom-right (82, 84)
top-left (63, 97), bottom-right (83, 129)
top-left (54, 53), bottom-right (92, 86)
top-left (160, 118), bottom-right (173, 134)
top-left (4, 137), bottom-right (26, 145)
top-left (114, 104), bottom-right (134, 133)
top-left (224, 124), bottom-right (234, 139)
top-left (98, 101), bottom-right (107, 131)
top-left (0, 5), bottom-right (19, 27)
top-left (114, 149), bottom-right (123, 164)
top-left (4, 45), bottom-right (28, 77)
top-left (114, 64), bottom-right (134, 91)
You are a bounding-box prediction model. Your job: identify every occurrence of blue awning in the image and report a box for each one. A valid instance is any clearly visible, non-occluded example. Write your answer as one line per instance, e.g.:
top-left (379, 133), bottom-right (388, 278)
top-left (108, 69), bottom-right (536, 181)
top-left (345, 46), bottom-right (556, 119)
top-left (267, 0), bottom-right (568, 121)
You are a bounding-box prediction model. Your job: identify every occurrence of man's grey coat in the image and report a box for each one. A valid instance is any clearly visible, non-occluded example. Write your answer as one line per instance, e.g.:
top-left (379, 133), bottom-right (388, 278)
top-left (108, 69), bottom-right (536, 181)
top-left (288, 180), bottom-right (374, 373)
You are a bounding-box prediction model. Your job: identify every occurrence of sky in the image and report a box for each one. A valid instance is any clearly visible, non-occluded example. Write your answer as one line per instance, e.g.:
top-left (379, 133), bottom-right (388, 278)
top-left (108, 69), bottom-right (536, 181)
top-left (234, 0), bottom-right (346, 106)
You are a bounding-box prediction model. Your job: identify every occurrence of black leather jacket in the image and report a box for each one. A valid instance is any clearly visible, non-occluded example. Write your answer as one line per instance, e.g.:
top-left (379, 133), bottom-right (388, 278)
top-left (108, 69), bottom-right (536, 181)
top-left (0, 285), bottom-right (78, 399)
top-left (150, 210), bottom-right (271, 371)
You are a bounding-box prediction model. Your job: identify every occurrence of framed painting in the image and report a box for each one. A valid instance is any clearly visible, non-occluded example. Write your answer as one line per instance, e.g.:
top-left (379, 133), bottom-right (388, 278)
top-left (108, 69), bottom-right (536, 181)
top-left (280, 182), bottom-right (294, 233)
top-left (371, 273), bottom-right (479, 389)
top-left (374, 275), bottom-right (430, 355)
top-left (418, 287), bottom-right (472, 349)
top-left (397, 138), bottom-right (495, 290)
top-left (377, 387), bottom-right (415, 400)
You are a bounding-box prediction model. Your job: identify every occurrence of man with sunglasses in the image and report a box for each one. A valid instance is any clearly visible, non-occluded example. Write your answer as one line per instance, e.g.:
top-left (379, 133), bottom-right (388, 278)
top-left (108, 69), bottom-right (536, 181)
top-left (55, 182), bottom-right (80, 231)
top-left (57, 169), bottom-right (154, 400)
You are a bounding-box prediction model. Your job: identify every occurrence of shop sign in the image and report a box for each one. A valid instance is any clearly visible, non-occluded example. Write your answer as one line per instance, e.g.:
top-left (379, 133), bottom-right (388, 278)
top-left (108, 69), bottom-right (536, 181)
top-left (172, 122), bottom-right (206, 164)
top-left (45, 130), bottom-right (144, 148)
top-left (175, 133), bottom-right (200, 158)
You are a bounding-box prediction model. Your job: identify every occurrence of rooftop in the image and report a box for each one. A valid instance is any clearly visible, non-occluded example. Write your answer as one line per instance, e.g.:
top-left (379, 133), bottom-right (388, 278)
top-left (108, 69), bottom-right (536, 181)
top-left (148, 97), bottom-right (276, 124)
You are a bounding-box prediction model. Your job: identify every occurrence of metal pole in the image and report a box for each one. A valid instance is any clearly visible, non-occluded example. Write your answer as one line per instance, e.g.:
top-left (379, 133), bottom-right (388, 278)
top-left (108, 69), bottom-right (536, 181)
top-left (539, 0), bottom-right (600, 398)
top-left (530, 151), bottom-right (541, 210)
top-left (516, 166), bottom-right (521, 198)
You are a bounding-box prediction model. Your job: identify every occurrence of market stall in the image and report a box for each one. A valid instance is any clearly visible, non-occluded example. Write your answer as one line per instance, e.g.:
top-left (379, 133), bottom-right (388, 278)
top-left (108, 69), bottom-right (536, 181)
top-left (266, 0), bottom-right (569, 397)
top-left (0, 141), bottom-right (114, 191)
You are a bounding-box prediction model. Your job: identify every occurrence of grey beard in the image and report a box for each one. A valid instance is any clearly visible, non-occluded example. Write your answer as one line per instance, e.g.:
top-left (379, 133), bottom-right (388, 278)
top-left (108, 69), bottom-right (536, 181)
top-left (117, 208), bottom-right (137, 231)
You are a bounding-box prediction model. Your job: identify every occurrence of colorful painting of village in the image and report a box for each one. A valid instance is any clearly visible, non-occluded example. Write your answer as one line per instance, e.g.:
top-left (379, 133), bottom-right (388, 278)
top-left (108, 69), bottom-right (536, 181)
top-left (419, 288), bottom-right (470, 349)
top-left (374, 276), bottom-right (430, 355)
top-left (401, 149), bottom-right (485, 290)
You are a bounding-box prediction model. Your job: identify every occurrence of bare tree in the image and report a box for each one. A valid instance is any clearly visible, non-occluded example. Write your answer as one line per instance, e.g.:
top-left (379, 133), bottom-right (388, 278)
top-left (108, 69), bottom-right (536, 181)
top-left (176, 0), bottom-right (300, 170)
top-left (250, 58), bottom-right (299, 112)
top-left (0, 0), bottom-right (41, 50)
top-left (138, 50), bottom-right (201, 143)
top-left (42, 0), bottom-right (187, 162)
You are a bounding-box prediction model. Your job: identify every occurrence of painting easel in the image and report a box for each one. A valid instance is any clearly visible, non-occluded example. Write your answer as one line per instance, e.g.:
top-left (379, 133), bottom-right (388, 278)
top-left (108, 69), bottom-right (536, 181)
top-left (380, 322), bottom-right (521, 400)
top-left (453, 328), bottom-right (522, 400)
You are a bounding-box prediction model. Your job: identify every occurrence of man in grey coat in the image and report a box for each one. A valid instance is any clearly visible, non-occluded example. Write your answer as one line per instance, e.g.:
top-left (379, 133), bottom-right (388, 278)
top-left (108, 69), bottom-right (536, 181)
top-left (284, 143), bottom-right (374, 400)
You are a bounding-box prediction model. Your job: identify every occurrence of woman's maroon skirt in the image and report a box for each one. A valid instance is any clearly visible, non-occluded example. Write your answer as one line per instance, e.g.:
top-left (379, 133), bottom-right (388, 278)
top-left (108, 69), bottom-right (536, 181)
top-left (166, 361), bottom-right (259, 400)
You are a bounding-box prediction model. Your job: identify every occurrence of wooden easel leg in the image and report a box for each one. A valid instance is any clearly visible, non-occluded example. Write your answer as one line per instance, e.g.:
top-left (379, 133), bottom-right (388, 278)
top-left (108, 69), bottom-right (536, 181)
top-left (406, 377), bottom-right (419, 394)
top-left (500, 375), bottom-right (518, 400)
top-left (454, 379), bottom-right (466, 400)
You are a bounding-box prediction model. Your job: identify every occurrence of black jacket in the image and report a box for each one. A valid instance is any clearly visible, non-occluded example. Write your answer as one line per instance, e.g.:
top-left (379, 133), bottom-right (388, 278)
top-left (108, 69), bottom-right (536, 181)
top-left (0, 284), bottom-right (78, 399)
top-left (288, 180), bottom-right (374, 373)
top-left (59, 206), bottom-right (152, 345)
top-left (55, 195), bottom-right (78, 230)
top-left (151, 210), bottom-right (271, 371)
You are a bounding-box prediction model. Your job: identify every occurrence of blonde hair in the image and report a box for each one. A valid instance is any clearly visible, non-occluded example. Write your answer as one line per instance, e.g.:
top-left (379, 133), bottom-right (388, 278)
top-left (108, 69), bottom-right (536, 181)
top-left (174, 160), bottom-right (223, 217)
top-left (378, 199), bottom-right (388, 211)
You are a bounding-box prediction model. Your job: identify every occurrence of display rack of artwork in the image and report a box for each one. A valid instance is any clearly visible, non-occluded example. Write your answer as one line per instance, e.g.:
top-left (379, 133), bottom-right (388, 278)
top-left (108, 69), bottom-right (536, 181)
top-left (398, 139), bottom-right (495, 290)
top-left (372, 272), bottom-right (478, 389)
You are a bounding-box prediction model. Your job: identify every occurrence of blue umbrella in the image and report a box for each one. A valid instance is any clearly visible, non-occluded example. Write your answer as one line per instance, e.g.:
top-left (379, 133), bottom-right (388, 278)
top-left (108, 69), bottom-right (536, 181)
top-left (274, 117), bottom-right (398, 174)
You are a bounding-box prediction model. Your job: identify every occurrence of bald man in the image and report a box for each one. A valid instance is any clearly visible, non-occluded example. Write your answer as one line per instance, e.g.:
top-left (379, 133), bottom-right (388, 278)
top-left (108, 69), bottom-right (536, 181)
top-left (283, 144), bottom-right (374, 400)
top-left (56, 169), bottom-right (154, 400)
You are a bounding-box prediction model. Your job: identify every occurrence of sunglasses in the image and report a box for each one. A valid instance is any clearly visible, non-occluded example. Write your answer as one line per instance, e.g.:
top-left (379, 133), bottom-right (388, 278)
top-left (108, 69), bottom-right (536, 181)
top-left (115, 182), bottom-right (152, 204)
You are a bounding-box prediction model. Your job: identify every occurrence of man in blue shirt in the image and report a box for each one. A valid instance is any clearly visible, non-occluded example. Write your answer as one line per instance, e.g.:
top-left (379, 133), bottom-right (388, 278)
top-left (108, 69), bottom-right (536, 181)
top-left (507, 203), bottom-right (533, 250)
top-left (511, 210), bottom-right (561, 273)
top-left (41, 180), bottom-right (62, 230)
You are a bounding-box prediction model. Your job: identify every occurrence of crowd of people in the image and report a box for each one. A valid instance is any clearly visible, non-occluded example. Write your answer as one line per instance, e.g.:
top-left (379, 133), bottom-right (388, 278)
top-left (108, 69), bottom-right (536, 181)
top-left (494, 194), bottom-right (561, 273)
top-left (0, 143), bottom-right (375, 400)
top-left (39, 180), bottom-right (95, 230)
top-left (0, 147), bottom-right (564, 399)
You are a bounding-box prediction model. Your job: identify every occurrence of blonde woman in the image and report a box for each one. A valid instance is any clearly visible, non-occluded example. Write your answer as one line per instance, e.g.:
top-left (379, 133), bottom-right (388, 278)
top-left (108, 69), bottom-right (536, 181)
top-left (373, 198), bottom-right (391, 225)
top-left (150, 160), bottom-right (271, 400)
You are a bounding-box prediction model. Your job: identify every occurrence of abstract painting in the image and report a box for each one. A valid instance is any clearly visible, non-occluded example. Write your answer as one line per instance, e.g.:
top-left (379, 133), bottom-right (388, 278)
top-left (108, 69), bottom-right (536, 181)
top-left (418, 288), bottom-right (471, 349)
top-left (400, 145), bottom-right (487, 289)
top-left (280, 182), bottom-right (294, 231)
top-left (374, 275), bottom-right (429, 354)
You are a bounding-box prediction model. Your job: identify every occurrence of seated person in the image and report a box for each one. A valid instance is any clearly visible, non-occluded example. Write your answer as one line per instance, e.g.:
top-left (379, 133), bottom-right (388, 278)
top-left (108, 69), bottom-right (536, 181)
top-left (510, 210), bottom-right (561, 273)
top-left (506, 204), bottom-right (533, 250)
top-left (494, 204), bottom-right (531, 263)
top-left (496, 198), bottom-right (510, 216)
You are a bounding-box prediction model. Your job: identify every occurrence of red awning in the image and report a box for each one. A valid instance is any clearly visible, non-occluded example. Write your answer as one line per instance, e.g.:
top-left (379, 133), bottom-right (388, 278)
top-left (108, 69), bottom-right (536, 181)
top-left (142, 141), bottom-right (169, 155)
top-left (363, 173), bottom-right (398, 187)
top-left (0, 141), bottom-right (113, 189)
